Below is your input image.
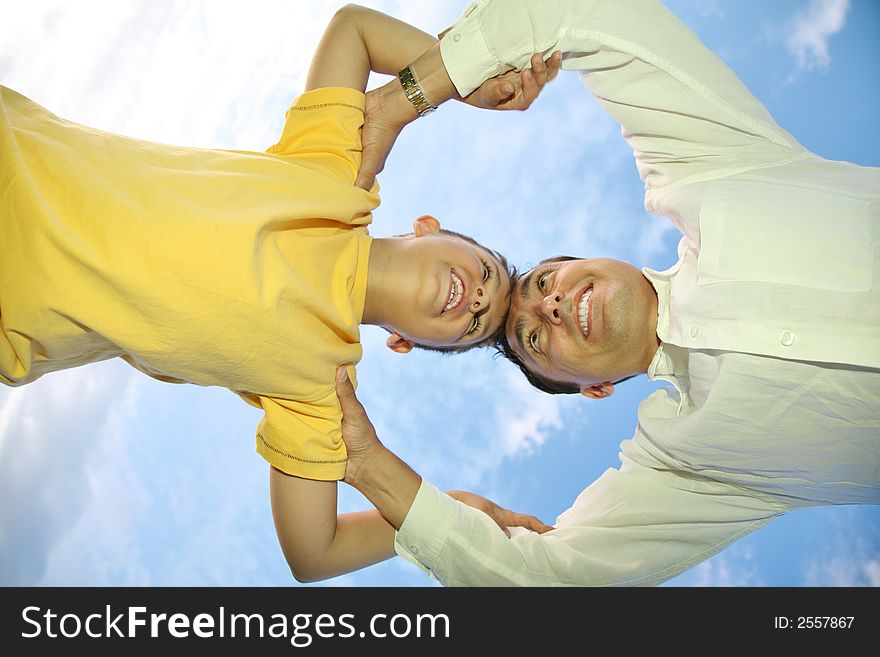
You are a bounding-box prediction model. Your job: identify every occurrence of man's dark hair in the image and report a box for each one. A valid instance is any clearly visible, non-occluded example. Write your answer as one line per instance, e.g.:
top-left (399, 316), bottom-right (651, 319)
top-left (494, 323), bottom-right (581, 394)
top-left (408, 228), bottom-right (518, 355)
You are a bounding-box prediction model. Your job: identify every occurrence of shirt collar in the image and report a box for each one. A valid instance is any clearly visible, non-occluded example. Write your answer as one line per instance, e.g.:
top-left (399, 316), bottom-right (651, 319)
top-left (641, 261), bottom-right (688, 389)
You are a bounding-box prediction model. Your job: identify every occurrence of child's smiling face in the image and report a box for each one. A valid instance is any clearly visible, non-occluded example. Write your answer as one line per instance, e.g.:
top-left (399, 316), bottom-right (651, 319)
top-left (377, 216), bottom-right (512, 353)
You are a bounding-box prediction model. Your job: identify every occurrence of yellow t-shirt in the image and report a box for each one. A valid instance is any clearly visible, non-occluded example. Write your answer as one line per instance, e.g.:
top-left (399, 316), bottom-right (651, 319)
top-left (0, 85), bottom-right (379, 480)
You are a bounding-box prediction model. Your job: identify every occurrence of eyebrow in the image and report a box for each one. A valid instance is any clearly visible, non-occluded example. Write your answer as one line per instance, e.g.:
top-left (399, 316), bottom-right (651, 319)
top-left (519, 269), bottom-right (535, 301)
top-left (514, 316), bottom-right (527, 355)
top-left (508, 268), bottom-right (539, 351)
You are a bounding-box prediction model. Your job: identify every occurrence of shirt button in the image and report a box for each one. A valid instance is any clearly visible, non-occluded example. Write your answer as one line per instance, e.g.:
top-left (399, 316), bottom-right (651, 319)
top-left (410, 545), bottom-right (420, 555)
top-left (453, 33), bottom-right (462, 42)
top-left (779, 330), bottom-right (795, 346)
top-left (689, 324), bottom-right (701, 338)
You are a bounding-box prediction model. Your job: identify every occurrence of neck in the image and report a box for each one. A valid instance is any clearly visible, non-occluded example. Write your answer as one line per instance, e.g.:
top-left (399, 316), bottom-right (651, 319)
top-left (641, 279), bottom-right (662, 372)
top-left (362, 237), bottom-right (396, 328)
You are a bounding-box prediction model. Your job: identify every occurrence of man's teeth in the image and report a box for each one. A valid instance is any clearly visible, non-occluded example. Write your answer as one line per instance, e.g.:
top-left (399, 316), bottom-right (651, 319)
top-left (578, 287), bottom-right (593, 337)
top-left (445, 271), bottom-right (464, 312)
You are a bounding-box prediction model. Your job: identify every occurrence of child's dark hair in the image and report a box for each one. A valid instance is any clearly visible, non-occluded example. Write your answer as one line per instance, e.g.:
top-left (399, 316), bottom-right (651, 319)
top-left (409, 228), bottom-right (517, 355)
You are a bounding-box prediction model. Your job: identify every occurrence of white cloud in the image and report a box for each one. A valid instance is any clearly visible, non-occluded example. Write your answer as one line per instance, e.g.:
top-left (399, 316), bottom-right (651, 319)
top-left (785, 0), bottom-right (850, 71)
top-left (354, 338), bottom-right (575, 493)
top-left (636, 214), bottom-right (680, 268)
top-left (496, 369), bottom-right (564, 457)
top-left (0, 361), bottom-right (136, 584)
top-left (683, 545), bottom-right (764, 587)
top-left (804, 534), bottom-right (880, 586)
top-left (692, 0), bottom-right (725, 19)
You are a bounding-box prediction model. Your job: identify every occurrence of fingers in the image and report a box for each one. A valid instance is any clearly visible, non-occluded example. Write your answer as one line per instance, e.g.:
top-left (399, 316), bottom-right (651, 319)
top-left (547, 50), bottom-right (562, 81)
top-left (502, 510), bottom-right (555, 535)
top-left (355, 151), bottom-right (384, 191)
top-left (490, 508), bottom-right (512, 538)
top-left (518, 68), bottom-right (537, 109)
top-left (478, 75), bottom-right (516, 108)
top-left (335, 366), bottom-right (362, 415)
top-left (496, 78), bottom-right (516, 101)
top-left (515, 51), bottom-right (562, 110)
top-left (524, 514), bottom-right (555, 534)
top-left (354, 171), bottom-right (375, 191)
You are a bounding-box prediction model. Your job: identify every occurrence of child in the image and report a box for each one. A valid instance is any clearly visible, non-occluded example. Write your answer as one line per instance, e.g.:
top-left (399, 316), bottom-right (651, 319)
top-left (1, 5), bottom-right (555, 581)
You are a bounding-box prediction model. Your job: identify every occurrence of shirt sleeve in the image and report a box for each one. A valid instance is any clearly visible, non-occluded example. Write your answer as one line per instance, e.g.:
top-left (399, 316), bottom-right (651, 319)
top-left (250, 389), bottom-right (348, 481)
top-left (439, 0), bottom-right (806, 191)
top-left (395, 463), bottom-right (783, 586)
top-left (266, 87), bottom-right (367, 187)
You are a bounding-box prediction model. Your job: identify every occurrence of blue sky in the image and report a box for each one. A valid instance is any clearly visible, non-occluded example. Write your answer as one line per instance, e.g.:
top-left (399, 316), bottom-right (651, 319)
top-left (0, 0), bottom-right (877, 587)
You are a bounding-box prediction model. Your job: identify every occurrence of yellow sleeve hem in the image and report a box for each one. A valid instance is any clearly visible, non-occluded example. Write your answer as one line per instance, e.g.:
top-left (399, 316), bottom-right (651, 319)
top-left (256, 429), bottom-right (346, 481)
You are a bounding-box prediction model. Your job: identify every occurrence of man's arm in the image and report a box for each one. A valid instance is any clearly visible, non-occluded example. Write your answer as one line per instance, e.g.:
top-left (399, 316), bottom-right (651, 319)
top-left (336, 367), bottom-right (783, 586)
top-left (364, 0), bottom-right (805, 195)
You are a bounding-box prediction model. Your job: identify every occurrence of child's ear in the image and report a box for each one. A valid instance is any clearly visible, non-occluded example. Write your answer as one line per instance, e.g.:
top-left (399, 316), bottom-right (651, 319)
top-left (386, 332), bottom-right (414, 354)
top-left (413, 215), bottom-right (441, 237)
top-left (579, 381), bottom-right (614, 399)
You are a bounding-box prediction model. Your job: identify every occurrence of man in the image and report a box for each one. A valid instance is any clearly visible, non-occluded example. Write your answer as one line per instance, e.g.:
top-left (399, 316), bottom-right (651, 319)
top-left (340, 0), bottom-right (879, 586)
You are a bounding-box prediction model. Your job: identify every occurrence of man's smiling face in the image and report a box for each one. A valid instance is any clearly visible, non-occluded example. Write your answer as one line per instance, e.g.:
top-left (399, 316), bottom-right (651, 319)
top-left (504, 257), bottom-right (660, 396)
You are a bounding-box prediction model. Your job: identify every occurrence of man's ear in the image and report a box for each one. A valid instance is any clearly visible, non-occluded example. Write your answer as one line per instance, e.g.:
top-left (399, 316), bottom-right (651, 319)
top-left (386, 332), bottom-right (414, 354)
top-left (413, 215), bottom-right (441, 237)
top-left (579, 381), bottom-right (614, 399)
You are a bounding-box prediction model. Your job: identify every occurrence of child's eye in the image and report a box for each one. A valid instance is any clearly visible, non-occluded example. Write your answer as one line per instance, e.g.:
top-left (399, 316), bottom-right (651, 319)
top-left (467, 315), bottom-right (482, 336)
top-left (482, 260), bottom-right (492, 283)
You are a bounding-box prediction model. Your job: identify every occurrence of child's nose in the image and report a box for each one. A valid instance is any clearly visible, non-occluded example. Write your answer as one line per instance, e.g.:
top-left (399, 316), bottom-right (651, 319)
top-left (470, 284), bottom-right (486, 311)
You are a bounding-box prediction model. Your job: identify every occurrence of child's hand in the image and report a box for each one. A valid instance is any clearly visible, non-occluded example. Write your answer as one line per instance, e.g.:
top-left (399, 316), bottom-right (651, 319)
top-left (355, 80), bottom-right (412, 192)
top-left (355, 51), bottom-right (562, 192)
top-left (446, 490), bottom-right (554, 537)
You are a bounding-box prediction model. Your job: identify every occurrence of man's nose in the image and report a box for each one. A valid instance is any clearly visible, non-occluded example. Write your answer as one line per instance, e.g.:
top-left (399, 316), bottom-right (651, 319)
top-left (470, 284), bottom-right (487, 312)
top-left (538, 294), bottom-right (562, 324)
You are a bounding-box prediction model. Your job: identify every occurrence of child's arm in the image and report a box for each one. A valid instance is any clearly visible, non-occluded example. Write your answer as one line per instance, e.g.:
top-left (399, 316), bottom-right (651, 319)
top-left (305, 4), bottom-right (561, 191)
top-left (305, 4), bottom-right (438, 93)
top-left (269, 466), bottom-right (395, 582)
top-left (305, 5), bottom-right (556, 105)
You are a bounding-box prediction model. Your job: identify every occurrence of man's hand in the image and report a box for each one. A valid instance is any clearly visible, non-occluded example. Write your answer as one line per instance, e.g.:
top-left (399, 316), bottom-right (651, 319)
top-left (446, 490), bottom-right (554, 537)
top-left (355, 50), bottom-right (563, 191)
top-left (335, 366), bottom-right (384, 486)
top-left (461, 51), bottom-right (562, 111)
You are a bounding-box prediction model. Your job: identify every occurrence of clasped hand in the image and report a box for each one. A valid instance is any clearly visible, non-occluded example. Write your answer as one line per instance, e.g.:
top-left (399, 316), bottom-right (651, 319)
top-left (355, 51), bottom-right (562, 191)
top-left (335, 367), bottom-right (554, 537)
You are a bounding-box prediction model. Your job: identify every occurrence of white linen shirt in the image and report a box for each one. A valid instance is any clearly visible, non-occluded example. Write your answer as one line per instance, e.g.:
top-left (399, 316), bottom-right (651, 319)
top-left (393, 0), bottom-right (880, 586)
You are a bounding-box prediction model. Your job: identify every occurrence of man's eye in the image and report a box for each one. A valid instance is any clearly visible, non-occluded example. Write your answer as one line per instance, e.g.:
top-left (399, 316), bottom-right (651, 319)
top-left (538, 273), bottom-right (549, 290)
top-left (529, 330), bottom-right (540, 353)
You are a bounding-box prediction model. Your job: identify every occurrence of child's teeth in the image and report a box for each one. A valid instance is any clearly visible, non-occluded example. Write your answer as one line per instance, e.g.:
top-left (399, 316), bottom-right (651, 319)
top-left (445, 272), bottom-right (463, 311)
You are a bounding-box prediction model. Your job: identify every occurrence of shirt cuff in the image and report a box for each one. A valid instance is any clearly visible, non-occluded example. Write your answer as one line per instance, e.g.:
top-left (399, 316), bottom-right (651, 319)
top-left (393, 479), bottom-right (459, 577)
top-left (439, 2), bottom-right (501, 98)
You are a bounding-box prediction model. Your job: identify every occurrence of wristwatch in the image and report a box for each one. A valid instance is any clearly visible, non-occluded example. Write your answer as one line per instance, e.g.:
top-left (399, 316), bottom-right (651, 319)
top-left (398, 65), bottom-right (437, 117)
